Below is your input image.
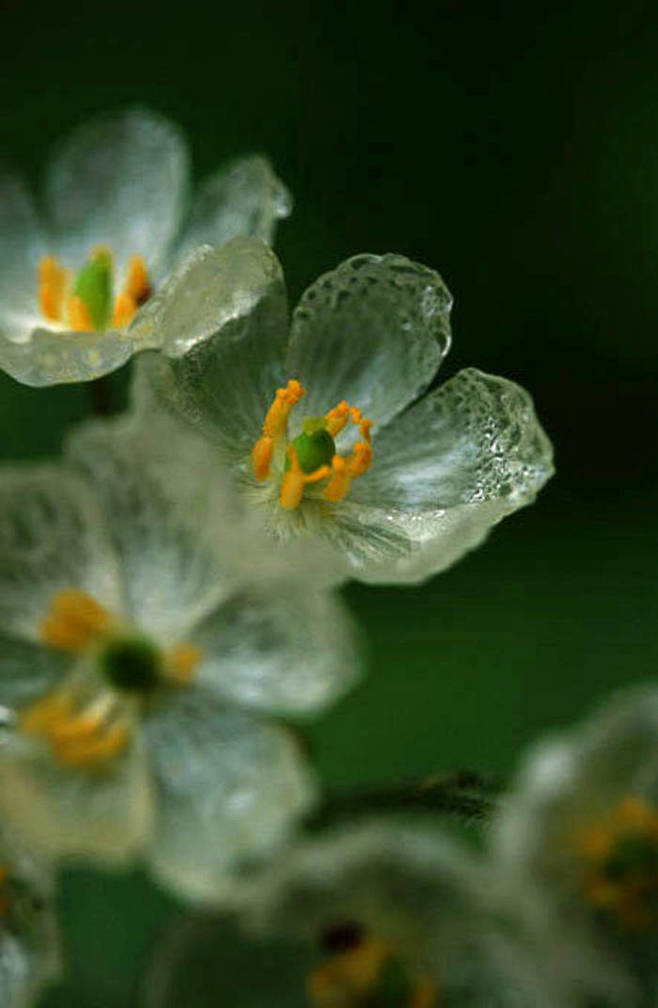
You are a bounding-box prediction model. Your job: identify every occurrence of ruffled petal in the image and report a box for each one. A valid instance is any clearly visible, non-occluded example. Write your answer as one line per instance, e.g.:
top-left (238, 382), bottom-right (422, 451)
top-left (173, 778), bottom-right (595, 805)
top-left (0, 465), bottom-right (122, 641)
top-left (67, 414), bottom-right (241, 643)
top-left (286, 253), bottom-right (452, 428)
top-left (176, 155), bottom-right (291, 260)
top-left (131, 238), bottom-right (289, 460)
top-left (44, 107), bottom-right (189, 276)
top-left (192, 580), bottom-right (360, 716)
top-left (145, 687), bottom-right (315, 902)
top-left (0, 726), bottom-right (153, 864)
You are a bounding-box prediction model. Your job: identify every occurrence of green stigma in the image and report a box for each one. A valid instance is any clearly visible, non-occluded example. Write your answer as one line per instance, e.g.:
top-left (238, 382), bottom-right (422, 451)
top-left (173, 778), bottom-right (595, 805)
top-left (100, 636), bottom-right (161, 693)
top-left (287, 423), bottom-right (336, 474)
top-left (72, 249), bottom-right (113, 330)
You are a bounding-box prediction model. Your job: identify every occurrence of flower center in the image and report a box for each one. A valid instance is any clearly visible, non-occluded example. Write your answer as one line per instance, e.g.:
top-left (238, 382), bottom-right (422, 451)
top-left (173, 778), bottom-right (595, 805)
top-left (579, 796), bottom-right (658, 929)
top-left (307, 920), bottom-right (437, 1007)
top-left (38, 248), bottom-right (151, 331)
top-left (251, 381), bottom-right (373, 510)
top-left (18, 590), bottom-right (201, 771)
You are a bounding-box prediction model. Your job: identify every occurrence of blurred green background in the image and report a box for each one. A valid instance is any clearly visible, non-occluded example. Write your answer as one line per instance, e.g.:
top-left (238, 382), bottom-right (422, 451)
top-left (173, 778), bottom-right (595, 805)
top-left (2, 0), bottom-right (658, 1003)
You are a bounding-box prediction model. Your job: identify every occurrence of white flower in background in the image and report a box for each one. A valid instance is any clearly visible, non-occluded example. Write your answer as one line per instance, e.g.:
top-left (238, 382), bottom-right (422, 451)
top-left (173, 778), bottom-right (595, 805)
top-left (0, 823), bottom-right (59, 1008)
top-left (146, 822), bottom-right (565, 1007)
top-left (0, 107), bottom-right (290, 386)
top-left (0, 415), bottom-right (359, 903)
top-left (132, 238), bottom-right (554, 585)
top-left (492, 686), bottom-right (658, 1006)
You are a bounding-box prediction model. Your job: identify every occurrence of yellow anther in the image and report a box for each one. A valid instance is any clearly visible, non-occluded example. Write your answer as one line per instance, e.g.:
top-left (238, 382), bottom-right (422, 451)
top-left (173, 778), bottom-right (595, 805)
top-left (112, 291), bottom-right (137, 329)
top-left (41, 590), bottom-right (111, 653)
top-left (279, 446), bottom-right (331, 510)
top-left (38, 255), bottom-right (70, 322)
top-left (325, 401), bottom-right (350, 437)
top-left (124, 255), bottom-right (150, 305)
top-left (164, 643), bottom-right (202, 685)
top-left (67, 294), bottom-right (94, 332)
top-left (252, 380), bottom-right (306, 481)
top-left (251, 435), bottom-right (275, 482)
top-left (323, 454), bottom-right (350, 503)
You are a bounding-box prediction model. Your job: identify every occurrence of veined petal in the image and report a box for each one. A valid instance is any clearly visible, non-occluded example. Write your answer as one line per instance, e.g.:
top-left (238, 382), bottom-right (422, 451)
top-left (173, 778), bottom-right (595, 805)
top-left (44, 107), bottom-right (189, 277)
top-left (131, 238), bottom-right (288, 460)
top-left (67, 415), bottom-right (239, 643)
top-left (286, 253), bottom-right (452, 428)
top-left (0, 727), bottom-right (153, 864)
top-left (192, 581), bottom-right (360, 716)
top-left (176, 155), bottom-right (291, 260)
top-left (145, 687), bottom-right (315, 903)
top-left (0, 466), bottom-right (122, 641)
top-left (352, 368), bottom-right (554, 513)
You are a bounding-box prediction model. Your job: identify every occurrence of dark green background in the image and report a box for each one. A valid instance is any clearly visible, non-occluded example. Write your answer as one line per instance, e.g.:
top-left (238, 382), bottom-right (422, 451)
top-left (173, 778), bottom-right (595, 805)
top-left (2, 1), bottom-right (657, 1003)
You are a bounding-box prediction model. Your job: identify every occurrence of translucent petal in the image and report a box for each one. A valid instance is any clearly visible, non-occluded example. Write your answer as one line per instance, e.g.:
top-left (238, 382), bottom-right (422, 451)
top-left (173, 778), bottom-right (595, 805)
top-left (0, 634), bottom-right (69, 709)
top-left (44, 107), bottom-right (189, 276)
top-left (67, 415), bottom-right (240, 643)
top-left (286, 253), bottom-right (452, 428)
top-left (494, 686), bottom-right (658, 879)
top-left (0, 173), bottom-right (44, 319)
top-left (0, 325), bottom-right (139, 387)
top-left (0, 727), bottom-right (153, 864)
top-left (145, 687), bottom-right (315, 902)
top-left (352, 369), bottom-right (554, 513)
top-left (131, 238), bottom-right (288, 460)
top-left (192, 581), bottom-right (360, 716)
top-left (176, 155), bottom-right (291, 260)
top-left (327, 498), bottom-right (513, 585)
top-left (0, 466), bottom-right (122, 641)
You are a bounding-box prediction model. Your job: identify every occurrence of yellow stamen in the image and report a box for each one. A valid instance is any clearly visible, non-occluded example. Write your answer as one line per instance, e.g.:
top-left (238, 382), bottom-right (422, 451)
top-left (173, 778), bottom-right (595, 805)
top-left (124, 255), bottom-right (150, 305)
top-left (52, 720), bottom-right (130, 769)
top-left (67, 294), bottom-right (94, 332)
top-left (20, 689), bottom-right (130, 770)
top-left (38, 255), bottom-right (70, 322)
top-left (164, 643), bottom-right (202, 685)
top-left (112, 291), bottom-right (137, 329)
top-left (325, 400), bottom-right (350, 437)
top-left (279, 446), bottom-right (331, 510)
top-left (307, 937), bottom-right (390, 1005)
top-left (323, 416), bottom-right (373, 503)
top-left (40, 590), bottom-right (111, 653)
top-left (252, 380), bottom-right (306, 481)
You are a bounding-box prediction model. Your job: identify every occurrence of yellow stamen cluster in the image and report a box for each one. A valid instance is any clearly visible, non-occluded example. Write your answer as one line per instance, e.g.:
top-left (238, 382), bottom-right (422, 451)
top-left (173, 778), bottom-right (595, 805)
top-left (251, 381), bottom-right (373, 510)
top-left (38, 250), bottom-right (150, 331)
top-left (578, 796), bottom-right (658, 929)
top-left (40, 589), bottom-right (111, 652)
top-left (20, 690), bottom-right (130, 770)
top-left (307, 935), bottom-right (437, 1007)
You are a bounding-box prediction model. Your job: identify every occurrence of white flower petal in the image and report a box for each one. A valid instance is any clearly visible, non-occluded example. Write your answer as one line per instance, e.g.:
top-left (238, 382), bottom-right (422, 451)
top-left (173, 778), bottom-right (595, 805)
top-left (352, 368), bottom-right (554, 513)
top-left (0, 465), bottom-right (122, 641)
top-left (176, 155), bottom-right (291, 260)
top-left (0, 635), bottom-right (68, 709)
top-left (193, 581), bottom-right (360, 716)
top-left (67, 415), bottom-right (239, 643)
top-left (145, 687), bottom-right (315, 903)
top-left (0, 173), bottom-right (43, 319)
top-left (0, 325), bottom-right (139, 387)
top-left (0, 728), bottom-right (153, 864)
top-left (286, 253), bottom-right (452, 428)
top-left (131, 238), bottom-right (289, 460)
top-left (44, 107), bottom-right (189, 275)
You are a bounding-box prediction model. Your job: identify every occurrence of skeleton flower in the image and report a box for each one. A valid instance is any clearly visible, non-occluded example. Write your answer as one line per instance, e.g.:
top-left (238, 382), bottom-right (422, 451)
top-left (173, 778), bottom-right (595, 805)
top-left (148, 822), bottom-right (564, 1007)
top-left (132, 238), bottom-right (554, 584)
top-left (491, 686), bottom-right (658, 1005)
top-left (0, 823), bottom-right (58, 1008)
top-left (0, 415), bottom-right (358, 903)
top-left (0, 107), bottom-right (290, 386)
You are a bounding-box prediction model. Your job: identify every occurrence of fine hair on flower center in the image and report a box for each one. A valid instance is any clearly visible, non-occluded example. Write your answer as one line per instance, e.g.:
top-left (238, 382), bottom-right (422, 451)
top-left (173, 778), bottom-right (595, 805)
top-left (251, 380), bottom-right (373, 510)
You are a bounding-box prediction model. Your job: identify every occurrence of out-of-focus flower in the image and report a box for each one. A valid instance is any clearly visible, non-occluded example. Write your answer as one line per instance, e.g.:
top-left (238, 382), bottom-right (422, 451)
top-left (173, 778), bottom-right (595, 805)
top-left (146, 822), bottom-right (566, 1007)
top-left (133, 238), bottom-right (554, 585)
top-left (0, 415), bottom-right (358, 902)
top-left (0, 823), bottom-right (59, 1007)
top-left (492, 686), bottom-right (658, 1005)
top-left (0, 107), bottom-right (290, 386)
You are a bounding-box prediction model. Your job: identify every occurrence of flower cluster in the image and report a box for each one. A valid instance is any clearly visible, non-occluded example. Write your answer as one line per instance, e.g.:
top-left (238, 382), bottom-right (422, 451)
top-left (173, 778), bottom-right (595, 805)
top-left (0, 107), bottom-right (561, 1004)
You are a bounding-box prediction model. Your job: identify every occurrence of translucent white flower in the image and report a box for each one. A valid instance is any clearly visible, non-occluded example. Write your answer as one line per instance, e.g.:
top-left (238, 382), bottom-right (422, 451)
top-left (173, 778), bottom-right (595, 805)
top-left (132, 237), bottom-right (554, 585)
top-left (492, 686), bottom-right (658, 1005)
top-left (146, 822), bottom-right (564, 1007)
top-left (0, 823), bottom-right (59, 1008)
top-left (0, 107), bottom-right (290, 386)
top-left (0, 415), bottom-right (359, 903)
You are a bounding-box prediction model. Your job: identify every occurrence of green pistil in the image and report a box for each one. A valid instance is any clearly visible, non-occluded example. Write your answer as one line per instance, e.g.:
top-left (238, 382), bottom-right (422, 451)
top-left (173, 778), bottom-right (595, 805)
top-left (100, 636), bottom-right (161, 693)
top-left (286, 423), bottom-right (336, 474)
top-left (72, 250), bottom-right (113, 330)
